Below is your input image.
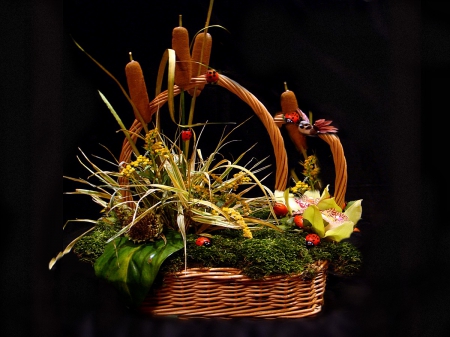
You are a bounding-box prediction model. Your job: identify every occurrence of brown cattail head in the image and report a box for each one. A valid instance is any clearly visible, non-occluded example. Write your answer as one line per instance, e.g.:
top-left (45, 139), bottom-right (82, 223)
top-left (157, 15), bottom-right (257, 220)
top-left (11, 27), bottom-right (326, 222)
top-left (280, 88), bottom-right (308, 156)
top-left (125, 57), bottom-right (152, 123)
top-left (188, 32), bottom-right (212, 97)
top-left (172, 25), bottom-right (192, 89)
top-left (281, 90), bottom-right (299, 114)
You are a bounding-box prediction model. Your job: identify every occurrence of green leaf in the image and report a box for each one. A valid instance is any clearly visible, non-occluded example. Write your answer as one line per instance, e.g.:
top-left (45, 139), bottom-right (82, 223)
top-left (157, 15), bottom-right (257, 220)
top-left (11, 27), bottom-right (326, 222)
top-left (303, 205), bottom-right (325, 237)
top-left (94, 230), bottom-right (183, 307)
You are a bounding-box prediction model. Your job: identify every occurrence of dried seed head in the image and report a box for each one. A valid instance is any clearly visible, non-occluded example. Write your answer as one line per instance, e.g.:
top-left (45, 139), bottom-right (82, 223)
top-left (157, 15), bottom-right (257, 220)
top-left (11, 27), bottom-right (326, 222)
top-left (125, 209), bottom-right (164, 243)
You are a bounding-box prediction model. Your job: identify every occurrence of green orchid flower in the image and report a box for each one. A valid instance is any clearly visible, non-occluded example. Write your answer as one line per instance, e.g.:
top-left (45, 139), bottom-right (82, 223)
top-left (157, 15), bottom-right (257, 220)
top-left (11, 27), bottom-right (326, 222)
top-left (302, 186), bottom-right (362, 242)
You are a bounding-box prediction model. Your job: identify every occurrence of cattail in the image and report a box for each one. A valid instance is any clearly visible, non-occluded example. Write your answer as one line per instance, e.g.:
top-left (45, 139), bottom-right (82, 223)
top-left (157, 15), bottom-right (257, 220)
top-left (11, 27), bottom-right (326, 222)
top-left (125, 53), bottom-right (152, 123)
top-left (172, 17), bottom-right (192, 89)
top-left (188, 32), bottom-right (212, 97)
top-left (280, 84), bottom-right (307, 156)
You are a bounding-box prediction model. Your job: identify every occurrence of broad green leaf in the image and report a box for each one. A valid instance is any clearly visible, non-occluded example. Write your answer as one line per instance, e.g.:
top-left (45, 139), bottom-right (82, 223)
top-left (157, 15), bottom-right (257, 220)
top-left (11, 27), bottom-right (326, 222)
top-left (94, 230), bottom-right (183, 307)
top-left (344, 199), bottom-right (363, 224)
top-left (303, 205), bottom-right (325, 237)
top-left (324, 221), bottom-right (354, 242)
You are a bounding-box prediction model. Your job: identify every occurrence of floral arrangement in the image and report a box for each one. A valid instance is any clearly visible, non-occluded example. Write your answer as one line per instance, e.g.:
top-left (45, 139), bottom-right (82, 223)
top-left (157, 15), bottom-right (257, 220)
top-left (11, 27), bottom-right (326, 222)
top-left (51, 4), bottom-right (363, 310)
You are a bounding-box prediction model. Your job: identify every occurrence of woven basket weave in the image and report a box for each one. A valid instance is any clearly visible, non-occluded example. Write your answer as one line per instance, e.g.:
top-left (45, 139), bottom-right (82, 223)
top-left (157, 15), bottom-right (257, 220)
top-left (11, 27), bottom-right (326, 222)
top-left (119, 74), bottom-right (347, 319)
top-left (141, 261), bottom-right (328, 319)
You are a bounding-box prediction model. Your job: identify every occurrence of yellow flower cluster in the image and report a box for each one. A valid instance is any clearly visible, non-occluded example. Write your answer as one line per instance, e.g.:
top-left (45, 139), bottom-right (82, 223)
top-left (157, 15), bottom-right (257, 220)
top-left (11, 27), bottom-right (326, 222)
top-left (291, 180), bottom-right (310, 195)
top-left (302, 155), bottom-right (320, 182)
top-left (151, 141), bottom-right (170, 158)
top-left (222, 207), bottom-right (252, 238)
top-left (144, 129), bottom-right (170, 158)
top-left (234, 172), bottom-right (252, 183)
top-left (121, 155), bottom-right (152, 177)
top-left (121, 164), bottom-right (136, 177)
top-left (131, 155), bottom-right (151, 168)
top-left (144, 128), bottom-right (160, 147)
top-left (192, 184), bottom-right (210, 199)
top-left (222, 172), bottom-right (251, 191)
top-left (210, 173), bottom-right (223, 184)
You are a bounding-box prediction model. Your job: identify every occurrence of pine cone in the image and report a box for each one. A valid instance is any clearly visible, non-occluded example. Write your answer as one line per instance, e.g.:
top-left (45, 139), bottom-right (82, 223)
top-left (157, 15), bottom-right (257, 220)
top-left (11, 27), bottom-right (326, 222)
top-left (125, 209), bottom-right (164, 243)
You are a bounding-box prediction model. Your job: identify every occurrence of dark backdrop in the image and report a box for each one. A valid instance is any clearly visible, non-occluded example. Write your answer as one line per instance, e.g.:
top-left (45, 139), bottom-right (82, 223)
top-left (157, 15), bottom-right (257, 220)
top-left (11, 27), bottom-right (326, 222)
top-left (3, 0), bottom-right (446, 336)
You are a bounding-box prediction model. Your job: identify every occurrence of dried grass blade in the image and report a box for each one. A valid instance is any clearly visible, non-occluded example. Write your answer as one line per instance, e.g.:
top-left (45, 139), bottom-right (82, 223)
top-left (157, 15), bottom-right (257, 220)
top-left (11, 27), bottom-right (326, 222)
top-left (98, 91), bottom-right (140, 156)
top-left (49, 224), bottom-right (96, 269)
top-left (76, 151), bottom-right (119, 187)
top-left (155, 49), bottom-right (176, 128)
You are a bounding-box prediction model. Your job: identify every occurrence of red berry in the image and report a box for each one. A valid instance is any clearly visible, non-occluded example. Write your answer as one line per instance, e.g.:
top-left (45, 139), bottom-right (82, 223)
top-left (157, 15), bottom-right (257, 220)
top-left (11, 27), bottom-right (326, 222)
top-left (181, 129), bottom-right (192, 141)
top-left (205, 69), bottom-right (219, 83)
top-left (273, 202), bottom-right (288, 217)
top-left (305, 233), bottom-right (320, 246)
top-left (195, 237), bottom-right (211, 247)
top-left (293, 215), bottom-right (304, 228)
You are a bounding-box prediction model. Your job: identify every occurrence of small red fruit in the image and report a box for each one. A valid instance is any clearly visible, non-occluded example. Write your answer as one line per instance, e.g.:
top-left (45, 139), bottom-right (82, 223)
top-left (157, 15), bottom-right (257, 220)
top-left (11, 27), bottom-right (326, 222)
top-left (205, 69), bottom-right (219, 83)
top-left (305, 233), bottom-right (320, 247)
top-left (195, 237), bottom-right (211, 247)
top-left (273, 202), bottom-right (288, 217)
top-left (181, 129), bottom-right (193, 141)
top-left (293, 215), bottom-right (304, 228)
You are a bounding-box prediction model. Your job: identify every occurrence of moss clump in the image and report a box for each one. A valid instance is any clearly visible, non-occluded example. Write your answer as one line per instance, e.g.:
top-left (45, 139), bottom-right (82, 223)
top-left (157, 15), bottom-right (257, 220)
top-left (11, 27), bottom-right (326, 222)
top-left (73, 217), bottom-right (122, 264)
top-left (161, 228), bottom-right (362, 280)
top-left (310, 240), bottom-right (363, 276)
top-left (238, 232), bottom-right (314, 279)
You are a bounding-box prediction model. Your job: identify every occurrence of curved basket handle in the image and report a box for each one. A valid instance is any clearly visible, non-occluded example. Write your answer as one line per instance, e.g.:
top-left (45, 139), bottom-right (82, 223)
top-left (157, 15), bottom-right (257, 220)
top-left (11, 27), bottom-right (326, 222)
top-left (318, 134), bottom-right (347, 208)
top-left (216, 75), bottom-right (288, 191)
top-left (273, 116), bottom-right (348, 208)
top-left (118, 75), bottom-right (289, 202)
top-left (119, 75), bottom-right (348, 208)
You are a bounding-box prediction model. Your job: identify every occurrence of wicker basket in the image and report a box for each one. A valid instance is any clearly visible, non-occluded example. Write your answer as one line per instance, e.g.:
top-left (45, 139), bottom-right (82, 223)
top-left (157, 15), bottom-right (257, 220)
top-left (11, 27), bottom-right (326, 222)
top-left (119, 74), bottom-right (347, 319)
top-left (140, 261), bottom-right (328, 319)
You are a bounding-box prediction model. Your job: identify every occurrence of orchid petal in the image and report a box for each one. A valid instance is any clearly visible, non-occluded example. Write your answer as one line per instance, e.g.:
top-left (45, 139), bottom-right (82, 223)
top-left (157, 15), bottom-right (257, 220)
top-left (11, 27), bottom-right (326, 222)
top-left (317, 197), bottom-right (341, 212)
top-left (303, 205), bottom-right (325, 237)
top-left (344, 199), bottom-right (363, 224)
top-left (323, 221), bottom-right (354, 242)
top-left (274, 190), bottom-right (302, 213)
top-left (319, 185), bottom-right (331, 200)
top-left (304, 189), bottom-right (321, 199)
top-left (287, 195), bottom-right (302, 212)
top-left (274, 190), bottom-right (285, 201)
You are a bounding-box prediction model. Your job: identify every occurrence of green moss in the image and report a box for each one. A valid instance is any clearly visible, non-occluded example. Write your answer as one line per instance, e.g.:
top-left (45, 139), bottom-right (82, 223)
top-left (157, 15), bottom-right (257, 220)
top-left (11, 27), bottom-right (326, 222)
top-left (73, 217), bottom-right (122, 264)
top-left (316, 240), bottom-right (363, 276)
top-left (161, 228), bottom-right (362, 280)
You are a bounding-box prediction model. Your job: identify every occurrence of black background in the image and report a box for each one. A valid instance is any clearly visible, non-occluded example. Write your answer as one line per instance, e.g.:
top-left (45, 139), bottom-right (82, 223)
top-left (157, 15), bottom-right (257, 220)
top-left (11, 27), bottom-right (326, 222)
top-left (2, 0), bottom-right (447, 336)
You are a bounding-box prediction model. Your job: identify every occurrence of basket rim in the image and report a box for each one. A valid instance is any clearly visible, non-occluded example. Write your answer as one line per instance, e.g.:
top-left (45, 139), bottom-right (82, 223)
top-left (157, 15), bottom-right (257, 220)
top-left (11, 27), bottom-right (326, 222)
top-left (164, 260), bottom-right (329, 280)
